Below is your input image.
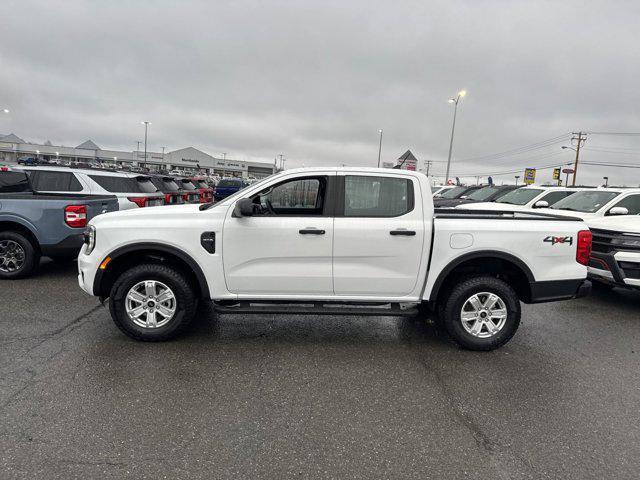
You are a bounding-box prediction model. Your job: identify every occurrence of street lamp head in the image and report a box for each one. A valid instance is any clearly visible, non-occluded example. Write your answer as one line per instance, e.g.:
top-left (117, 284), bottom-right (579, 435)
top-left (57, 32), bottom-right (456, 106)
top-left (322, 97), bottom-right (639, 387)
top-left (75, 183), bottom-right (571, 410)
top-left (36, 150), bottom-right (40, 154)
top-left (55, 152), bottom-right (59, 156)
top-left (2, 108), bottom-right (9, 113)
top-left (448, 98), bottom-right (456, 104)
top-left (458, 90), bottom-right (467, 97)
top-left (141, 121), bottom-right (151, 125)
top-left (378, 129), bottom-right (383, 134)
top-left (114, 157), bottom-right (118, 161)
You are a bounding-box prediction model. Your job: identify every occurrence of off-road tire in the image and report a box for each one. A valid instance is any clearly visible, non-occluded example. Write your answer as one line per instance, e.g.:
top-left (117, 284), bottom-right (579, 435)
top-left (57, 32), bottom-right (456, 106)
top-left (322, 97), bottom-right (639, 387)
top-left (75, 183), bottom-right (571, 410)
top-left (440, 275), bottom-right (521, 351)
top-left (109, 263), bottom-right (197, 341)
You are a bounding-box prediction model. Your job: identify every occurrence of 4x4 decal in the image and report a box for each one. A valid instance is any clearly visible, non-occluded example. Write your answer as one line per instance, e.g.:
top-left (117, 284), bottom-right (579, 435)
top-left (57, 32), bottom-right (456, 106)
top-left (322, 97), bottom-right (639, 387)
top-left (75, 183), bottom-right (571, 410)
top-left (544, 235), bottom-right (573, 246)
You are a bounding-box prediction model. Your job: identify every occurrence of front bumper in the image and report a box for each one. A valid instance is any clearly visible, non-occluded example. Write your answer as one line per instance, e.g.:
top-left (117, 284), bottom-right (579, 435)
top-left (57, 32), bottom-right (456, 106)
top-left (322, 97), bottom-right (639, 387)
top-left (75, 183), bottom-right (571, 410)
top-left (589, 250), bottom-right (640, 289)
top-left (528, 279), bottom-right (592, 303)
top-left (77, 246), bottom-right (99, 296)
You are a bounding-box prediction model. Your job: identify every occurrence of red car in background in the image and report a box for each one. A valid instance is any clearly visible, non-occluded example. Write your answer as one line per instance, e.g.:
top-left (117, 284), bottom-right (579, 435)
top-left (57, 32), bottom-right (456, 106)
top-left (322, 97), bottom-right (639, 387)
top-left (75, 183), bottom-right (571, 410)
top-left (191, 177), bottom-right (214, 203)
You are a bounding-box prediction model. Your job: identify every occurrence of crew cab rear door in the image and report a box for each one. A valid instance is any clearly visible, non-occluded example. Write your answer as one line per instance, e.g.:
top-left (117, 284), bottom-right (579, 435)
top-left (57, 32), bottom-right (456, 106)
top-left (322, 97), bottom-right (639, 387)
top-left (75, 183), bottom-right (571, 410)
top-left (333, 172), bottom-right (425, 296)
top-left (222, 173), bottom-right (336, 296)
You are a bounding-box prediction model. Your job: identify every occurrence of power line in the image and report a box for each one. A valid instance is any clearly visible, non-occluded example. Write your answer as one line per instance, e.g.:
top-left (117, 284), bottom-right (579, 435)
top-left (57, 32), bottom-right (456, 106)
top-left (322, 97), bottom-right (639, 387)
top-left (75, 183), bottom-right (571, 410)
top-left (585, 132), bottom-right (640, 136)
top-left (581, 161), bottom-right (640, 169)
top-left (456, 133), bottom-right (571, 162)
top-left (437, 161), bottom-right (572, 178)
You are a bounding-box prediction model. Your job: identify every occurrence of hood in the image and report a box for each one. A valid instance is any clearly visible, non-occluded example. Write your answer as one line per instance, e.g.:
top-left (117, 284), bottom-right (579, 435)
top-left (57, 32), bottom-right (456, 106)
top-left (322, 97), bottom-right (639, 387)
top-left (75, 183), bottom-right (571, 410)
top-left (455, 202), bottom-right (530, 211)
top-left (434, 197), bottom-right (471, 208)
top-left (533, 208), bottom-right (597, 221)
top-left (90, 203), bottom-right (211, 226)
top-left (587, 215), bottom-right (640, 234)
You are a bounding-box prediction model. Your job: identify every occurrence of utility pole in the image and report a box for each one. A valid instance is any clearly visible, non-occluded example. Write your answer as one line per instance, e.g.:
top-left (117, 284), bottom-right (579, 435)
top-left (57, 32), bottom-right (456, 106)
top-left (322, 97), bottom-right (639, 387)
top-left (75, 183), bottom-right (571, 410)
top-left (445, 90), bottom-right (467, 183)
top-left (136, 141), bottom-right (141, 164)
top-left (278, 154), bottom-right (284, 170)
top-left (425, 160), bottom-right (432, 177)
top-left (571, 131), bottom-right (587, 186)
top-left (377, 129), bottom-right (383, 167)
top-left (142, 121), bottom-right (150, 168)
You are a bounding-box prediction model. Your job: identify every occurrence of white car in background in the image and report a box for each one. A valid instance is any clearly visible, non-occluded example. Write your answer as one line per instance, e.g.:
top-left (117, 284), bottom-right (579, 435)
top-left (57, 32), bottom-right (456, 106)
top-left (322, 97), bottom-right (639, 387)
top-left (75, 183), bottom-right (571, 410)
top-left (586, 215), bottom-right (640, 290)
top-left (17, 166), bottom-right (165, 210)
top-left (536, 188), bottom-right (640, 220)
top-left (456, 186), bottom-right (582, 211)
top-left (432, 185), bottom-right (455, 197)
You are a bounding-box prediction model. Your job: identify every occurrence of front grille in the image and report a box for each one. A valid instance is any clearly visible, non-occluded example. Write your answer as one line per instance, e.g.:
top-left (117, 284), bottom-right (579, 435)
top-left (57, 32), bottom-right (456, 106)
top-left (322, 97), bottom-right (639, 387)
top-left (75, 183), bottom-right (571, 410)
top-left (590, 228), bottom-right (616, 253)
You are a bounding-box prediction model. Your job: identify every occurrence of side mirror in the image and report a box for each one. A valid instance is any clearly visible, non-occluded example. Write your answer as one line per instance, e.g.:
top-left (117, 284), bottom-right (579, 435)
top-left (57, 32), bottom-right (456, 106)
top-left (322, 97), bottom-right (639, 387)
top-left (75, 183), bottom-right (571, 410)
top-left (608, 206), bottom-right (629, 216)
top-left (232, 198), bottom-right (255, 217)
top-left (533, 200), bottom-right (549, 208)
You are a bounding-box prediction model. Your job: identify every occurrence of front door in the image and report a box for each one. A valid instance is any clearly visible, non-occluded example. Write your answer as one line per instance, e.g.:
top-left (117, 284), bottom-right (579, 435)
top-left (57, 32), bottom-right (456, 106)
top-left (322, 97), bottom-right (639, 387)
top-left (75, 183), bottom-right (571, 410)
top-left (222, 174), bottom-right (335, 296)
top-left (333, 173), bottom-right (425, 297)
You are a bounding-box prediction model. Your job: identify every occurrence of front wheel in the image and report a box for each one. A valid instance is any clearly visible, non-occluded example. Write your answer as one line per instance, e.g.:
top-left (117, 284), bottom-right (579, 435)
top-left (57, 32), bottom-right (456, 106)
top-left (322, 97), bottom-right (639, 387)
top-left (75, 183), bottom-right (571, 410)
top-left (0, 231), bottom-right (39, 279)
top-left (440, 276), bottom-right (521, 351)
top-left (109, 263), bottom-right (197, 341)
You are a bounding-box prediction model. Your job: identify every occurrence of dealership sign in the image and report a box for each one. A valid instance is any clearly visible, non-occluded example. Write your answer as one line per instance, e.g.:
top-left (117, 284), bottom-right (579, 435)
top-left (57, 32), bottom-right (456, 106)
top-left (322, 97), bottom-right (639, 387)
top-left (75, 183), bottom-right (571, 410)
top-left (524, 168), bottom-right (536, 185)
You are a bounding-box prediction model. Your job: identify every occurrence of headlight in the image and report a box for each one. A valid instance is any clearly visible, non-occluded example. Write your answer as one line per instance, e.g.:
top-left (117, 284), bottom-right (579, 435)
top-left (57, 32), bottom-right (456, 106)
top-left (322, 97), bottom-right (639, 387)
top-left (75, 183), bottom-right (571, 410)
top-left (83, 225), bottom-right (96, 254)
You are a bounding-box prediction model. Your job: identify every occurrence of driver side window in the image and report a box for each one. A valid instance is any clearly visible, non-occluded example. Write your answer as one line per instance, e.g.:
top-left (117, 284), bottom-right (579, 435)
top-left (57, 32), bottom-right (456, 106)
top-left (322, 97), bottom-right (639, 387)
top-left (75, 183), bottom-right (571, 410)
top-left (251, 176), bottom-right (326, 216)
top-left (611, 194), bottom-right (640, 215)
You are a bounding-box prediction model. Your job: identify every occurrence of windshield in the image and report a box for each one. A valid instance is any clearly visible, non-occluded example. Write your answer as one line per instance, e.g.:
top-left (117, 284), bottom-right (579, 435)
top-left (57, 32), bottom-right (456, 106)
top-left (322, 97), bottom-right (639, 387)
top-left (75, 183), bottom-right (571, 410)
top-left (439, 186), bottom-right (467, 199)
top-left (466, 186), bottom-right (501, 201)
top-left (550, 191), bottom-right (620, 213)
top-left (496, 188), bottom-right (543, 205)
top-left (201, 174), bottom-right (276, 210)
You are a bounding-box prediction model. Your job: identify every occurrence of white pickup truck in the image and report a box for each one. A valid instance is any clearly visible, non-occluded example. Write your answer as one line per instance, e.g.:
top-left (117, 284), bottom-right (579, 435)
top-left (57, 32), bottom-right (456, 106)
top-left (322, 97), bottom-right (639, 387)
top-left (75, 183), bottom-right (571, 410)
top-left (78, 167), bottom-right (592, 351)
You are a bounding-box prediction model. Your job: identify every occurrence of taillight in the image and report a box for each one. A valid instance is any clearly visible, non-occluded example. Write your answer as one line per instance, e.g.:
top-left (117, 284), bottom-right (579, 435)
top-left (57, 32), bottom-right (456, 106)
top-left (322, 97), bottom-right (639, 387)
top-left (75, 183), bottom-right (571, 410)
top-left (65, 205), bottom-right (87, 228)
top-left (127, 196), bottom-right (147, 208)
top-left (164, 193), bottom-right (173, 204)
top-left (576, 230), bottom-right (592, 266)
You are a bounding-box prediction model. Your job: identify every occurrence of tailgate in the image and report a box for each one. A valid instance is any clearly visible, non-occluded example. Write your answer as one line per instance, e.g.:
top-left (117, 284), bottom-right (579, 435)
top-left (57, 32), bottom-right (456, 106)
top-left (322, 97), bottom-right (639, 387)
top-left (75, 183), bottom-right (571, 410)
top-left (85, 196), bottom-right (119, 220)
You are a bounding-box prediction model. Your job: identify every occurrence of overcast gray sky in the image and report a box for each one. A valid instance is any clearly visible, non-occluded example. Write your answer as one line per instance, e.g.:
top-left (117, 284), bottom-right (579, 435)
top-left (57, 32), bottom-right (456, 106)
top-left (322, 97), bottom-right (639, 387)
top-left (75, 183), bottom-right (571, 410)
top-left (2, 0), bottom-right (640, 185)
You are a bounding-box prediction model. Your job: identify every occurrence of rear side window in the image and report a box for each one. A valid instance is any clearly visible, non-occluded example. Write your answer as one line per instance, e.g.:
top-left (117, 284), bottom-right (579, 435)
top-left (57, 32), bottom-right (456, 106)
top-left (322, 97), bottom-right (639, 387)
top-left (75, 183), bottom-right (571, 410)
top-left (89, 175), bottom-right (138, 193)
top-left (0, 171), bottom-right (31, 193)
top-left (31, 171), bottom-right (83, 192)
top-left (344, 176), bottom-right (413, 217)
top-left (196, 180), bottom-right (209, 188)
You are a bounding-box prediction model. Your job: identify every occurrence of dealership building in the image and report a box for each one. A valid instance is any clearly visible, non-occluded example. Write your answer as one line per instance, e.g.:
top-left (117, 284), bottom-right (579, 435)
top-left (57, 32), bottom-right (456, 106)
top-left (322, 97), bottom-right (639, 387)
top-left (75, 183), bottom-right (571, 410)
top-left (0, 133), bottom-right (277, 178)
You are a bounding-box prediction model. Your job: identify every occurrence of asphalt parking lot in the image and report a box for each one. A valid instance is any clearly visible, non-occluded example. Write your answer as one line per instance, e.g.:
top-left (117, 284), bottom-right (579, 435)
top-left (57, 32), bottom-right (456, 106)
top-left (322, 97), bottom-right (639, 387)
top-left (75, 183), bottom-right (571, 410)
top-left (1, 261), bottom-right (639, 479)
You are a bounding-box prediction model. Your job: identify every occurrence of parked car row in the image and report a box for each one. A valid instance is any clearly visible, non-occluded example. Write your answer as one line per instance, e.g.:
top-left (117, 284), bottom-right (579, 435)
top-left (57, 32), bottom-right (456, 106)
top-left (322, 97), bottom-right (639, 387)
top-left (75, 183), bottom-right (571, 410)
top-left (7, 165), bottom-right (250, 209)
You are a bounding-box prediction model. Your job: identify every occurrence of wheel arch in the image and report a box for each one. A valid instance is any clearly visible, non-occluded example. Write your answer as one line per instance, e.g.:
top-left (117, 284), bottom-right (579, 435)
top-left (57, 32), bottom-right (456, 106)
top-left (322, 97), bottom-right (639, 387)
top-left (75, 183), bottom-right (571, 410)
top-left (0, 219), bottom-right (41, 254)
top-left (93, 242), bottom-right (211, 300)
top-left (428, 250), bottom-right (535, 305)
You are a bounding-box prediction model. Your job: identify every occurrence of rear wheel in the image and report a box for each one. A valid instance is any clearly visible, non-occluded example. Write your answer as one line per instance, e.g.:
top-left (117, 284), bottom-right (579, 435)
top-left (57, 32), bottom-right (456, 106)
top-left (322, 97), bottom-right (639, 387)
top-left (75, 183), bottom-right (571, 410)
top-left (0, 231), bottom-right (39, 279)
top-left (440, 276), bottom-right (521, 351)
top-left (109, 263), bottom-right (197, 341)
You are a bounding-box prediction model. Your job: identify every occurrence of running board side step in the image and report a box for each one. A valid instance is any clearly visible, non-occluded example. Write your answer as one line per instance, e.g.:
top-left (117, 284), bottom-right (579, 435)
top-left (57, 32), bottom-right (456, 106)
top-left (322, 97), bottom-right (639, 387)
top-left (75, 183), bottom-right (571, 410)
top-left (213, 301), bottom-right (419, 317)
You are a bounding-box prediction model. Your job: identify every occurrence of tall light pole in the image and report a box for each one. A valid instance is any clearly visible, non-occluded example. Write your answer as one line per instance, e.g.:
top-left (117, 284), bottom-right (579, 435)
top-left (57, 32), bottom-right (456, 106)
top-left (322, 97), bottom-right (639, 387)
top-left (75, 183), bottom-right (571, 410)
top-left (603, 176), bottom-right (609, 187)
top-left (377, 129), bottom-right (383, 167)
top-left (515, 175), bottom-right (520, 186)
top-left (445, 90), bottom-right (467, 183)
top-left (141, 121), bottom-right (151, 167)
